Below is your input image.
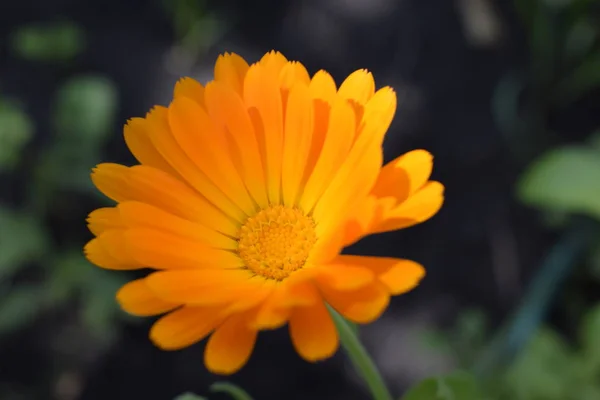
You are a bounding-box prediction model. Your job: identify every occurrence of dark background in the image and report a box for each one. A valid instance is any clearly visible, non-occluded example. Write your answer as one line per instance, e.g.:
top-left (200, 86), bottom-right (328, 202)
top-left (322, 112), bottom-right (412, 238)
top-left (1, 0), bottom-right (600, 399)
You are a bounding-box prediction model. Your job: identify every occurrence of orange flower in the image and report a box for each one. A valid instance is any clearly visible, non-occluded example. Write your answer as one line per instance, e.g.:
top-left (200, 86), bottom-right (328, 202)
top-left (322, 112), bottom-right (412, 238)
top-left (84, 51), bottom-right (444, 374)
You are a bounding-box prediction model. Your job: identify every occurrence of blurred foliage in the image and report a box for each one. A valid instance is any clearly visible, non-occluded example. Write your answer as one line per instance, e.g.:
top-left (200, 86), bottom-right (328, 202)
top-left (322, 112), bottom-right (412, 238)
top-left (10, 21), bottom-right (85, 63)
top-left (494, 0), bottom-right (600, 161)
top-left (0, 100), bottom-right (34, 171)
top-left (518, 144), bottom-right (600, 220)
top-left (174, 382), bottom-right (254, 400)
top-left (0, 18), bottom-right (124, 358)
top-left (425, 303), bottom-right (600, 400)
top-left (400, 372), bottom-right (481, 400)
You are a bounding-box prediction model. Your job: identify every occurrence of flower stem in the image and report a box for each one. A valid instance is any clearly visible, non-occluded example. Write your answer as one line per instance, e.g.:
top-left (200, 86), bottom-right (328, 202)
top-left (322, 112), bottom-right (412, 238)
top-left (328, 306), bottom-right (393, 400)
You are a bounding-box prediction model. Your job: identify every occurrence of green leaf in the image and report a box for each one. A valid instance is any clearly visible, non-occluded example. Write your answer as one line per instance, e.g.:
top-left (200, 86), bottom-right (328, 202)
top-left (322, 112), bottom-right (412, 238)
top-left (579, 303), bottom-right (600, 373)
top-left (517, 145), bottom-right (600, 219)
top-left (0, 286), bottom-right (43, 336)
top-left (0, 100), bottom-right (34, 171)
top-left (53, 75), bottom-right (118, 144)
top-left (504, 328), bottom-right (573, 400)
top-left (210, 382), bottom-right (253, 400)
top-left (11, 21), bottom-right (85, 62)
top-left (401, 372), bottom-right (480, 400)
top-left (173, 393), bottom-right (208, 400)
top-left (0, 208), bottom-right (48, 278)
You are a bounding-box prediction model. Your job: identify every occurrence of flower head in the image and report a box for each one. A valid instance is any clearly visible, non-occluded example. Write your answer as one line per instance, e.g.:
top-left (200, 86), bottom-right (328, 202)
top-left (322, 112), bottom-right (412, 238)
top-left (85, 51), bottom-right (444, 374)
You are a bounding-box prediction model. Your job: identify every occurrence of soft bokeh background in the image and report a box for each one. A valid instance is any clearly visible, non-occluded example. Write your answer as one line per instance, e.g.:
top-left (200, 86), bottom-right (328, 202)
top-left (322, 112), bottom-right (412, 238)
top-left (1, 0), bottom-right (600, 399)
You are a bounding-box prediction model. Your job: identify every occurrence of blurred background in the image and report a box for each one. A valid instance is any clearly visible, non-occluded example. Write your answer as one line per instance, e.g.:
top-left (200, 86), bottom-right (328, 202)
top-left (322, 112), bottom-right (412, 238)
top-left (1, 0), bottom-right (600, 399)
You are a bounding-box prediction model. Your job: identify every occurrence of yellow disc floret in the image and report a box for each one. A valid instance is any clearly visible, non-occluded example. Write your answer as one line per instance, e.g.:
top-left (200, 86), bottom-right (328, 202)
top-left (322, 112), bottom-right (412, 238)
top-left (238, 205), bottom-right (317, 280)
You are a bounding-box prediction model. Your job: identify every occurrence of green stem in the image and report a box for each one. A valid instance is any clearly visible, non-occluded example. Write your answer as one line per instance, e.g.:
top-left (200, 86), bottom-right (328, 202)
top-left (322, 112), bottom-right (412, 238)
top-left (328, 306), bottom-right (393, 400)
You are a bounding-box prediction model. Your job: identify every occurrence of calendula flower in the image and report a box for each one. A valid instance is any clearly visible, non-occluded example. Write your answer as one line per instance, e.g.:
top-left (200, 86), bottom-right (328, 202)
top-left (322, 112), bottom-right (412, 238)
top-left (85, 51), bottom-right (444, 374)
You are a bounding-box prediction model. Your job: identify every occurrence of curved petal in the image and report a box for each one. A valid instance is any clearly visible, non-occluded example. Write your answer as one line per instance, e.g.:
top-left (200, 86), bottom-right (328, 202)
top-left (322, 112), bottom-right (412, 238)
top-left (174, 77), bottom-right (205, 107)
top-left (214, 52), bottom-right (249, 95)
top-left (330, 255), bottom-right (425, 295)
top-left (124, 228), bottom-right (244, 270)
top-left (204, 81), bottom-right (268, 208)
top-left (150, 306), bottom-right (224, 350)
top-left (320, 282), bottom-right (390, 324)
top-left (309, 70), bottom-right (337, 103)
top-left (146, 106), bottom-right (247, 222)
top-left (91, 163), bottom-right (131, 203)
top-left (371, 149), bottom-right (433, 203)
top-left (168, 96), bottom-right (256, 216)
top-left (289, 297), bottom-right (338, 361)
top-left (300, 97), bottom-right (356, 213)
top-left (85, 231), bottom-right (142, 270)
top-left (124, 117), bottom-right (179, 175)
top-left (204, 313), bottom-right (258, 374)
top-left (146, 269), bottom-right (262, 305)
top-left (337, 69), bottom-right (375, 105)
top-left (279, 61), bottom-right (310, 91)
top-left (281, 82), bottom-right (313, 207)
top-left (116, 278), bottom-right (179, 316)
top-left (244, 63), bottom-right (284, 205)
top-left (373, 181), bottom-right (444, 233)
top-left (117, 201), bottom-right (237, 250)
top-left (314, 264), bottom-right (375, 291)
top-left (87, 207), bottom-right (123, 237)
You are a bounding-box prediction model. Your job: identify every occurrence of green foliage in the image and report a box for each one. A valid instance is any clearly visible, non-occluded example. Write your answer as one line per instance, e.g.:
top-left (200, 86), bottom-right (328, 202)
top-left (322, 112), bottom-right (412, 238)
top-left (517, 145), bottom-right (600, 219)
top-left (174, 393), bottom-right (208, 400)
top-left (53, 75), bottom-right (118, 143)
top-left (401, 372), bottom-right (481, 400)
top-left (0, 100), bottom-right (34, 171)
top-left (426, 303), bottom-right (600, 400)
top-left (0, 20), bottom-right (121, 345)
top-left (11, 21), bottom-right (85, 63)
top-left (209, 382), bottom-right (254, 400)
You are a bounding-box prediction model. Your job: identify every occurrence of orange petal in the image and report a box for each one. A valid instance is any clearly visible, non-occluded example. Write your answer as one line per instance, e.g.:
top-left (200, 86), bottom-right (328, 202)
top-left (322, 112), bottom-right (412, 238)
top-left (374, 181), bottom-right (444, 233)
top-left (330, 255), bottom-right (426, 295)
top-left (204, 314), bottom-right (258, 374)
top-left (91, 163), bottom-right (131, 203)
top-left (337, 69), bottom-right (375, 105)
top-left (124, 228), bottom-right (244, 270)
top-left (214, 52), bottom-right (249, 95)
top-left (150, 306), bottom-right (224, 350)
top-left (146, 106), bottom-right (246, 222)
top-left (320, 282), bottom-right (390, 324)
top-left (314, 264), bottom-right (375, 291)
top-left (84, 237), bottom-right (133, 270)
top-left (204, 81), bottom-right (268, 208)
top-left (299, 97), bottom-right (355, 213)
top-left (168, 96), bottom-right (256, 216)
top-left (371, 150), bottom-right (433, 203)
top-left (281, 82), bottom-right (313, 207)
top-left (86, 231), bottom-right (143, 270)
top-left (117, 201), bottom-right (237, 250)
top-left (312, 143), bottom-right (382, 241)
top-left (289, 297), bottom-right (338, 361)
top-left (260, 50), bottom-right (288, 76)
top-left (126, 165), bottom-right (239, 237)
top-left (145, 269), bottom-right (259, 304)
top-left (174, 77), bottom-right (205, 107)
top-left (357, 87), bottom-right (397, 145)
top-left (309, 70), bottom-right (337, 103)
top-left (279, 61), bottom-right (310, 91)
top-left (244, 63), bottom-right (284, 205)
top-left (87, 207), bottom-right (123, 237)
top-left (123, 117), bottom-right (179, 175)
top-left (116, 278), bottom-right (179, 316)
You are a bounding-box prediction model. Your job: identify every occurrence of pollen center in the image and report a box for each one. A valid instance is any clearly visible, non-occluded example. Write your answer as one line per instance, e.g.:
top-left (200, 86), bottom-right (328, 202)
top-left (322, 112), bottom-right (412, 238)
top-left (238, 205), bottom-right (317, 280)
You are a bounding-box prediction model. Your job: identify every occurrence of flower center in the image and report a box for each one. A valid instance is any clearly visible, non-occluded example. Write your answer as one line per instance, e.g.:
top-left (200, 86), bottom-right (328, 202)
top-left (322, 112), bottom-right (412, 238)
top-left (238, 205), bottom-right (317, 280)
